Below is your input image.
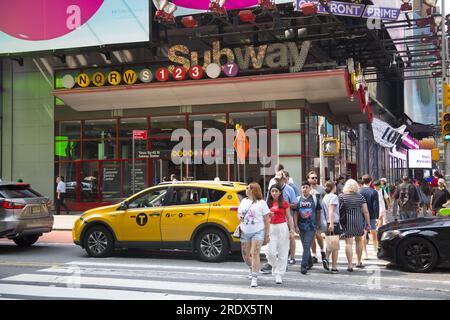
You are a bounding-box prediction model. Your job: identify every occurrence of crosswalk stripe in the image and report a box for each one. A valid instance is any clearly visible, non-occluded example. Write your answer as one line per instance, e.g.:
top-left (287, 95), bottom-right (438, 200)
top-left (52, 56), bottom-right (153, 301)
top-left (38, 264), bottom-right (450, 289)
top-left (0, 273), bottom-right (427, 300)
top-left (0, 283), bottom-right (226, 300)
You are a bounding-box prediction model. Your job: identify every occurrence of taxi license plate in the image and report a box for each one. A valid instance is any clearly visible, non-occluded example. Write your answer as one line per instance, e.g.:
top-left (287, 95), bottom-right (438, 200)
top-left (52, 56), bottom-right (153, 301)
top-left (31, 207), bottom-right (42, 214)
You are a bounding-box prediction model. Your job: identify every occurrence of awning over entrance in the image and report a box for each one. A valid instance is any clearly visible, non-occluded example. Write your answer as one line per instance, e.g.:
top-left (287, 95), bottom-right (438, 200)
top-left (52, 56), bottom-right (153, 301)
top-left (53, 69), bottom-right (370, 124)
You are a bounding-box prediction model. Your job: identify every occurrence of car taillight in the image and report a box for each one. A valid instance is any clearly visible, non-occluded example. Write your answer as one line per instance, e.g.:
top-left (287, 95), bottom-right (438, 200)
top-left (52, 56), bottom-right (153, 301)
top-left (1, 201), bottom-right (25, 209)
top-left (230, 207), bottom-right (238, 212)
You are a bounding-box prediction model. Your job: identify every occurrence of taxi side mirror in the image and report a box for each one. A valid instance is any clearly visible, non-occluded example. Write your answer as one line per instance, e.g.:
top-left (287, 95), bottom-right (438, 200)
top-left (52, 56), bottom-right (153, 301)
top-left (118, 201), bottom-right (129, 211)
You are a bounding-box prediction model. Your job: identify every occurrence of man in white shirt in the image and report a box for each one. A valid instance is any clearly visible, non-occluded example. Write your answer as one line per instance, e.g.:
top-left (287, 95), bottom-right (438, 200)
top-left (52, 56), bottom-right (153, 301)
top-left (374, 180), bottom-right (390, 227)
top-left (56, 176), bottom-right (70, 215)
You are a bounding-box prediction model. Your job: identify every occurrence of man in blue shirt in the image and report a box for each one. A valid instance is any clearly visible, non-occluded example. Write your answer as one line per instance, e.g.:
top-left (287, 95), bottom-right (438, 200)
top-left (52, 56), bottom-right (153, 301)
top-left (359, 174), bottom-right (380, 256)
top-left (295, 181), bottom-right (321, 275)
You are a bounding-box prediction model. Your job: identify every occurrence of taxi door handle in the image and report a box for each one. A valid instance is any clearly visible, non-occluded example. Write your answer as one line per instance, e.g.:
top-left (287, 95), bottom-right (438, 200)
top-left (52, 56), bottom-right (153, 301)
top-left (194, 212), bottom-right (206, 216)
top-left (149, 213), bottom-right (161, 217)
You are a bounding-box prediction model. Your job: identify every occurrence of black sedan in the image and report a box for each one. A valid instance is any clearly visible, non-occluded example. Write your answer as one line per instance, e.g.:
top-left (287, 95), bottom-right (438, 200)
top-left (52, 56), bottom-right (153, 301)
top-left (378, 217), bottom-right (450, 273)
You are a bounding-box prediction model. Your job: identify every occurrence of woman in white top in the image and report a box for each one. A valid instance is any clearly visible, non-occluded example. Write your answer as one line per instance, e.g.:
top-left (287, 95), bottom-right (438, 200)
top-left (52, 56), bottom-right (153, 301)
top-left (322, 181), bottom-right (341, 273)
top-left (374, 180), bottom-right (391, 227)
top-left (238, 182), bottom-right (271, 288)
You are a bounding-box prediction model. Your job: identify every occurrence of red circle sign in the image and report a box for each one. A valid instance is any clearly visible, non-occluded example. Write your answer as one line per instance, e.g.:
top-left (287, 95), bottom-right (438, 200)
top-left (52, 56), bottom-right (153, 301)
top-left (156, 67), bottom-right (170, 82)
top-left (172, 66), bottom-right (187, 81)
top-left (189, 65), bottom-right (203, 80)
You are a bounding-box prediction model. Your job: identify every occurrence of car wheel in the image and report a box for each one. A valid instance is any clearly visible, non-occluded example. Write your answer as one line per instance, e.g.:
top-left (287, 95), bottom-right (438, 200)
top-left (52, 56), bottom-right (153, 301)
top-left (398, 237), bottom-right (438, 273)
top-left (84, 226), bottom-right (114, 258)
top-left (12, 234), bottom-right (40, 247)
top-left (196, 228), bottom-right (229, 262)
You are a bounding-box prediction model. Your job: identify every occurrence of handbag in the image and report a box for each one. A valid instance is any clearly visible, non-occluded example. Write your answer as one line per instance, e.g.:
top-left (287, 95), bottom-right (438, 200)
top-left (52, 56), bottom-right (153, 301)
top-left (233, 226), bottom-right (241, 238)
top-left (325, 232), bottom-right (340, 252)
top-left (233, 200), bottom-right (254, 239)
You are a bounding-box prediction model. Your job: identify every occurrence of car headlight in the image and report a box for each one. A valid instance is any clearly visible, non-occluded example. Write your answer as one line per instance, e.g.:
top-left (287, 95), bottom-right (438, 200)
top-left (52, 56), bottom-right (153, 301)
top-left (381, 230), bottom-right (401, 241)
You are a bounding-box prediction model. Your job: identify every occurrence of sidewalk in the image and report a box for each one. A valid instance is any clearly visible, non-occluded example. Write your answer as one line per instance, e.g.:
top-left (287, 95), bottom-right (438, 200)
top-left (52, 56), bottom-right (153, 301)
top-left (52, 213), bottom-right (82, 231)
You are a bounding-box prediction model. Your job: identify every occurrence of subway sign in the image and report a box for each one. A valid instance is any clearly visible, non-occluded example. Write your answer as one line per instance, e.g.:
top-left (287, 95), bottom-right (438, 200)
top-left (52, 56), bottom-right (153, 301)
top-left (60, 40), bottom-right (311, 89)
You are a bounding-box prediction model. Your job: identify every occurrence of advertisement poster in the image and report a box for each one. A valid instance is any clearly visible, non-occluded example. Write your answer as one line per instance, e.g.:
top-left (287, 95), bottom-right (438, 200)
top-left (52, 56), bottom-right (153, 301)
top-left (0, 0), bottom-right (149, 54)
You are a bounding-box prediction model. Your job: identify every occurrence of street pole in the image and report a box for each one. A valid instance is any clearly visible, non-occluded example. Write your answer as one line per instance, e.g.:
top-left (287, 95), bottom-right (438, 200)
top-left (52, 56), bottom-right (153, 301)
top-left (319, 116), bottom-right (326, 186)
top-left (132, 136), bottom-right (135, 194)
top-left (442, 0), bottom-right (450, 182)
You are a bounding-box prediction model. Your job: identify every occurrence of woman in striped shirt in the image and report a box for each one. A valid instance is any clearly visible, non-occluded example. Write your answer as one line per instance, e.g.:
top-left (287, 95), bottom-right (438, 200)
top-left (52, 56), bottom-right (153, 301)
top-left (338, 179), bottom-right (371, 272)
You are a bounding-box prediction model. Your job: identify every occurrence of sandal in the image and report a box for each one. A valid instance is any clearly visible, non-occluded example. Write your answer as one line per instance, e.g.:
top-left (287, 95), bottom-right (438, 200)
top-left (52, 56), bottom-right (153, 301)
top-left (356, 263), bottom-right (365, 269)
top-left (347, 267), bottom-right (353, 272)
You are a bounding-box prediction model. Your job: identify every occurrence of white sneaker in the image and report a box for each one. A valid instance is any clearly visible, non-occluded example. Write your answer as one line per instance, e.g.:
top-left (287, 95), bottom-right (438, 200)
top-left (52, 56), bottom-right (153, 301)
top-left (275, 274), bottom-right (282, 284)
top-left (250, 277), bottom-right (258, 287)
top-left (247, 271), bottom-right (252, 280)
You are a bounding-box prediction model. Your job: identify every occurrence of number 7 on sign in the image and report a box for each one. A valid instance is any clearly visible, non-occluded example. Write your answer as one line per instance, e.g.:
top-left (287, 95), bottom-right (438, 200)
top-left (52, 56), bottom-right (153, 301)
top-left (224, 63), bottom-right (239, 77)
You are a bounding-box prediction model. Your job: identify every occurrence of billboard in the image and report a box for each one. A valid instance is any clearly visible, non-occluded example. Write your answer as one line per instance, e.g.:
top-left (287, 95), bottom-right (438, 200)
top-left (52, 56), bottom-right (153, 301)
top-left (403, 12), bottom-right (437, 125)
top-left (408, 149), bottom-right (432, 169)
top-left (0, 0), bottom-right (149, 54)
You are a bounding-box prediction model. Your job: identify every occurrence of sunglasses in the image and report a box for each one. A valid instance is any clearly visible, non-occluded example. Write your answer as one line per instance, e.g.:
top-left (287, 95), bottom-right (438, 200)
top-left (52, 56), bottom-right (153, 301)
top-left (310, 177), bottom-right (318, 180)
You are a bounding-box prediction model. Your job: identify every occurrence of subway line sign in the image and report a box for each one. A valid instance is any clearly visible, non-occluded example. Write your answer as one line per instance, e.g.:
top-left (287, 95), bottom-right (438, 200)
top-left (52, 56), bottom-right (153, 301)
top-left (61, 40), bottom-right (311, 89)
top-left (295, 0), bottom-right (401, 21)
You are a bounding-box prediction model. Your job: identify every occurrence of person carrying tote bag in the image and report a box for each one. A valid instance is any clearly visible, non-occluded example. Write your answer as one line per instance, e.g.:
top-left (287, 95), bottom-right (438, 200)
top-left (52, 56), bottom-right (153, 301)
top-left (322, 181), bottom-right (342, 274)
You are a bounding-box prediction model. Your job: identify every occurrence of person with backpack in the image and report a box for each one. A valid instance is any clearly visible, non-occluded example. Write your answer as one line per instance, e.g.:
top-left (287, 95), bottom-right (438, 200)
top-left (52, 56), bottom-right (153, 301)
top-left (359, 175), bottom-right (380, 254)
top-left (295, 181), bottom-right (322, 275)
top-left (393, 176), bottom-right (420, 221)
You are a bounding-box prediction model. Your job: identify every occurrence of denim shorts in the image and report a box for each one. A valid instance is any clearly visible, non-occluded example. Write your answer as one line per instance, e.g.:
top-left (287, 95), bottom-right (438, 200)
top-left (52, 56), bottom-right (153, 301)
top-left (240, 228), bottom-right (266, 243)
top-left (370, 219), bottom-right (377, 230)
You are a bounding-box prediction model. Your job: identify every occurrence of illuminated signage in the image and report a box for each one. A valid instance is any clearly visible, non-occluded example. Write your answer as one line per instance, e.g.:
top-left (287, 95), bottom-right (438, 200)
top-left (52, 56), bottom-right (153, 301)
top-left (61, 40), bottom-right (311, 89)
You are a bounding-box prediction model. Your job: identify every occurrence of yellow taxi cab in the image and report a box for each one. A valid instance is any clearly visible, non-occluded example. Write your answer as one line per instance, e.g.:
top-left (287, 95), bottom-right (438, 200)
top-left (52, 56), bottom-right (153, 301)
top-left (73, 181), bottom-right (246, 262)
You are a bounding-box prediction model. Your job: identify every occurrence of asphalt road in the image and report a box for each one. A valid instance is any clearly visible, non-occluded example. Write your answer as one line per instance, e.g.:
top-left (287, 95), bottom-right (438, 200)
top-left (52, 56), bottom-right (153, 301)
top-left (0, 236), bottom-right (449, 300)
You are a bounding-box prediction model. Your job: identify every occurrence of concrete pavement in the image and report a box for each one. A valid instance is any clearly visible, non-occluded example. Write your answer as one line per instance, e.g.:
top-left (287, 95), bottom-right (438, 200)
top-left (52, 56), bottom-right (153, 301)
top-left (53, 214), bottom-right (81, 231)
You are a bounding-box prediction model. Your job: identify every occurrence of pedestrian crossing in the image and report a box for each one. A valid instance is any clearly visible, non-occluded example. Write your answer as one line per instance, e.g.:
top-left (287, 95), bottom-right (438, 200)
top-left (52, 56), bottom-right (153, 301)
top-left (0, 242), bottom-right (449, 300)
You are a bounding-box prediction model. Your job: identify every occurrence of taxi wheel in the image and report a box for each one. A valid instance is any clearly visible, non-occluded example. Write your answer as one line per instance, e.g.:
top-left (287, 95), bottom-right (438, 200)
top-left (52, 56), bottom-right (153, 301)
top-left (196, 228), bottom-right (229, 262)
top-left (13, 234), bottom-right (40, 247)
top-left (84, 226), bottom-right (114, 258)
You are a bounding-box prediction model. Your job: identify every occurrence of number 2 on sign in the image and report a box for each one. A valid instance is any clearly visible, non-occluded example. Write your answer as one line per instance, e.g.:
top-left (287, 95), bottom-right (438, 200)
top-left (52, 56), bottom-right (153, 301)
top-left (172, 66), bottom-right (186, 81)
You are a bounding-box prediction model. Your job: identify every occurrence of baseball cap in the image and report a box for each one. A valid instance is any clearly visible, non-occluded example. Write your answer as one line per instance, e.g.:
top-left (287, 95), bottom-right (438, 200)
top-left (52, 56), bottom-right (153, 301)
top-left (438, 178), bottom-right (446, 185)
top-left (381, 178), bottom-right (387, 182)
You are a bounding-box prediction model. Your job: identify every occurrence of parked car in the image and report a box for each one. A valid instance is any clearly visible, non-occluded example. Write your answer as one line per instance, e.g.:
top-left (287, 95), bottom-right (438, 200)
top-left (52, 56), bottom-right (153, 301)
top-left (0, 182), bottom-right (53, 246)
top-left (378, 217), bottom-right (450, 272)
top-left (73, 181), bottom-right (247, 262)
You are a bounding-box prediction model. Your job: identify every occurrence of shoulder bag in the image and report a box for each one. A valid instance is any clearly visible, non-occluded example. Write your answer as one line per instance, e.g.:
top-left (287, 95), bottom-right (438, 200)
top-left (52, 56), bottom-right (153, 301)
top-left (233, 200), bottom-right (254, 239)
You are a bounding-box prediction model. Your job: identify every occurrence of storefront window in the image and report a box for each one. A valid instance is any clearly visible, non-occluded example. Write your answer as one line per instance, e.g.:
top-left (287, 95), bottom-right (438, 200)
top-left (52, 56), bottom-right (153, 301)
top-left (188, 114), bottom-right (226, 132)
top-left (120, 139), bottom-right (148, 159)
top-left (120, 118), bottom-right (148, 138)
top-left (57, 121), bottom-right (81, 140)
top-left (79, 162), bottom-right (99, 202)
top-left (83, 140), bottom-right (116, 160)
top-left (84, 119), bottom-right (117, 139)
top-left (123, 160), bottom-right (148, 196)
top-left (55, 138), bottom-right (80, 161)
top-left (101, 161), bottom-right (122, 201)
top-left (57, 162), bottom-right (77, 203)
top-left (150, 115), bottom-right (186, 136)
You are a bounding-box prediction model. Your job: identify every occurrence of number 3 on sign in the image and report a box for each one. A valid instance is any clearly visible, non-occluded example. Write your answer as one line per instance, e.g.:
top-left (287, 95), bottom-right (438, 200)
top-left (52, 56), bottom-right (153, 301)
top-left (189, 65), bottom-right (203, 80)
top-left (172, 66), bottom-right (186, 81)
top-left (156, 67), bottom-right (169, 82)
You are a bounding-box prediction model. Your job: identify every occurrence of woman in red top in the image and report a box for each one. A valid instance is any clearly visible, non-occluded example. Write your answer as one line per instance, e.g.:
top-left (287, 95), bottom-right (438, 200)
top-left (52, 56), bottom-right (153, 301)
top-left (266, 184), bottom-right (295, 284)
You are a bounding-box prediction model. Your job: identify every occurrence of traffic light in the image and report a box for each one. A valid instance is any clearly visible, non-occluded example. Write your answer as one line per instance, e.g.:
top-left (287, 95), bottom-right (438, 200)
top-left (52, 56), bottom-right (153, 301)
top-left (442, 112), bottom-right (450, 142)
top-left (444, 82), bottom-right (450, 108)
